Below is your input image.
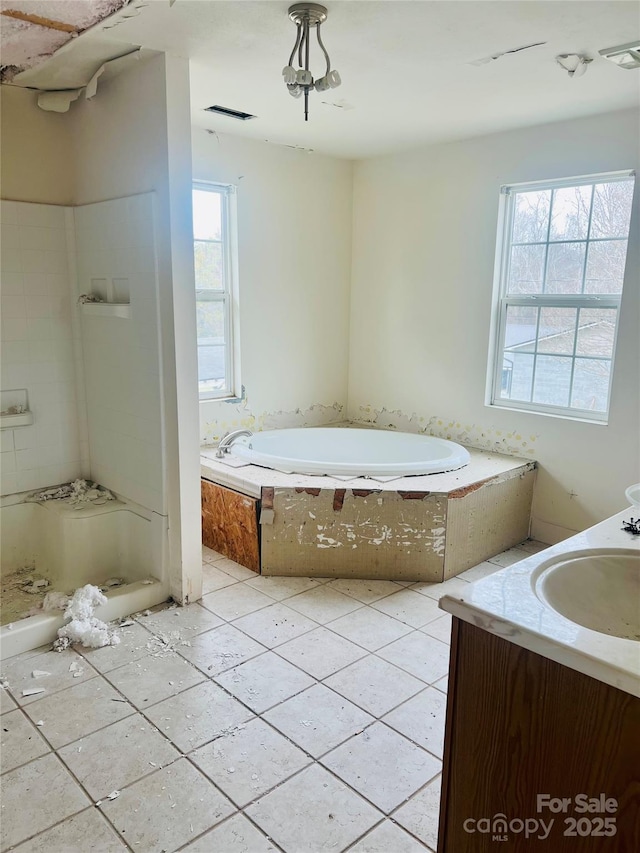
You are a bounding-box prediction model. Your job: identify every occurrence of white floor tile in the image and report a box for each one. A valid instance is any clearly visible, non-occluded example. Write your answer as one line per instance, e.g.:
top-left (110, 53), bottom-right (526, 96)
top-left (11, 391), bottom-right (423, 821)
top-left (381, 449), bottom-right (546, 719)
top-left (246, 764), bottom-right (382, 853)
top-left (0, 688), bottom-right (17, 715)
top-left (76, 622), bottom-right (154, 673)
top-left (411, 577), bottom-right (469, 601)
top-left (276, 626), bottom-right (368, 679)
top-left (371, 589), bottom-right (442, 628)
top-left (22, 677), bottom-right (135, 749)
top-left (0, 709), bottom-right (50, 773)
top-left (321, 723), bottom-right (441, 813)
top-left (377, 632), bottom-right (450, 684)
top-left (328, 606), bottom-right (413, 651)
top-left (57, 713), bottom-right (179, 799)
top-left (458, 560), bottom-right (504, 582)
top-left (325, 655), bottom-right (424, 716)
top-left (420, 615), bottom-right (452, 645)
top-left (285, 585), bottom-right (363, 623)
top-left (264, 683), bottom-right (374, 758)
top-left (202, 563), bottom-right (239, 593)
top-left (0, 753), bottom-right (89, 849)
top-left (325, 578), bottom-right (404, 604)
top-left (244, 575), bottom-right (321, 601)
top-left (394, 775), bottom-right (442, 851)
top-left (144, 680), bottom-right (255, 753)
top-left (214, 651), bottom-right (314, 713)
top-left (103, 653), bottom-right (204, 709)
top-left (232, 603), bottom-right (318, 648)
top-left (348, 819), bottom-right (427, 852)
top-left (383, 687), bottom-right (447, 758)
top-left (487, 547), bottom-right (530, 568)
top-left (101, 758), bottom-right (235, 853)
top-left (10, 808), bottom-right (128, 853)
top-left (191, 717), bottom-right (311, 807)
top-left (215, 558), bottom-right (259, 580)
top-left (177, 624), bottom-right (266, 676)
top-left (182, 813), bottom-right (278, 852)
top-left (1, 648), bottom-right (97, 706)
top-left (136, 602), bottom-right (223, 639)
top-left (201, 584), bottom-right (273, 621)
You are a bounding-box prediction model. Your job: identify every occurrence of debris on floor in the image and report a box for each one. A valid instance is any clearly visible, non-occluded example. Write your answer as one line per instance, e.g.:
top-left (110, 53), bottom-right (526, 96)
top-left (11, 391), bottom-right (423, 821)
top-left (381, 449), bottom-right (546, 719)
top-left (1, 565), bottom-right (53, 625)
top-left (42, 591), bottom-right (70, 612)
top-left (145, 630), bottom-right (190, 657)
top-left (101, 578), bottom-right (124, 590)
top-left (53, 584), bottom-right (120, 651)
top-left (23, 579), bottom-right (50, 594)
top-left (29, 479), bottom-right (115, 509)
top-left (31, 670), bottom-right (51, 679)
top-left (21, 688), bottom-right (46, 697)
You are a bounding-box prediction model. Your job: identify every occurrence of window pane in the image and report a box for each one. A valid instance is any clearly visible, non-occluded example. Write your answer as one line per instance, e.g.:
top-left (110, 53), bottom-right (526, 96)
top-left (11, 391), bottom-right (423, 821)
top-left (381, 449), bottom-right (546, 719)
top-left (198, 345), bottom-right (226, 392)
top-left (537, 308), bottom-right (577, 355)
top-left (570, 359), bottom-right (611, 412)
top-left (512, 190), bottom-right (551, 243)
top-left (545, 241), bottom-right (585, 293)
top-left (533, 355), bottom-right (572, 407)
top-left (507, 244), bottom-right (545, 294)
top-left (194, 240), bottom-right (223, 290)
top-left (500, 352), bottom-right (534, 402)
top-left (196, 299), bottom-right (225, 341)
top-left (575, 308), bottom-right (616, 359)
top-left (584, 240), bottom-right (627, 294)
top-left (193, 189), bottom-right (222, 241)
top-left (549, 185), bottom-right (592, 241)
top-left (504, 305), bottom-right (538, 353)
top-left (590, 181), bottom-right (634, 239)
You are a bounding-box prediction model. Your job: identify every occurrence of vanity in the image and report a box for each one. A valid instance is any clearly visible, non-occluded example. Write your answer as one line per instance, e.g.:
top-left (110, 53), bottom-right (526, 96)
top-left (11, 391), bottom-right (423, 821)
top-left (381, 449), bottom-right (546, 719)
top-left (438, 509), bottom-right (640, 851)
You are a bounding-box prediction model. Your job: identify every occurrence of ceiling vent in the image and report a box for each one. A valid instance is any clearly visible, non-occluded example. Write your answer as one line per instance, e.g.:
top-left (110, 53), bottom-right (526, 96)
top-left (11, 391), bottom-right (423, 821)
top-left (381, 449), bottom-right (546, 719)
top-left (204, 105), bottom-right (256, 120)
top-left (599, 41), bottom-right (640, 69)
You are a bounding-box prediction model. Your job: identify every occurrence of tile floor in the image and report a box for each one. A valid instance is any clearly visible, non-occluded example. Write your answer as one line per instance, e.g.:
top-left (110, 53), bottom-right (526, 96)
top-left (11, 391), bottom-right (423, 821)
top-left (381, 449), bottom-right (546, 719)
top-left (0, 542), bottom-right (545, 853)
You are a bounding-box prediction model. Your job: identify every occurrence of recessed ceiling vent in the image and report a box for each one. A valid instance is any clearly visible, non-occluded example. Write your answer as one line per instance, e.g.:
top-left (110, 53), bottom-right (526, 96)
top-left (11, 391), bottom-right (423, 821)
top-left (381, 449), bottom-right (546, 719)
top-left (204, 105), bottom-right (256, 120)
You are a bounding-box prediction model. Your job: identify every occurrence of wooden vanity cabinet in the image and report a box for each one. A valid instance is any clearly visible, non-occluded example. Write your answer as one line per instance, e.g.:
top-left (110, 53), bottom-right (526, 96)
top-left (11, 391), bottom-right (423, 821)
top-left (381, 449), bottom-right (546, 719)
top-left (438, 618), bottom-right (640, 851)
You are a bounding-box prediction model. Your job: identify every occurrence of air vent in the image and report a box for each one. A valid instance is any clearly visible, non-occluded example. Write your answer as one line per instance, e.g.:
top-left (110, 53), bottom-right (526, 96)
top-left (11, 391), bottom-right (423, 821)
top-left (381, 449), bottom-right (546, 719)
top-left (204, 105), bottom-right (256, 120)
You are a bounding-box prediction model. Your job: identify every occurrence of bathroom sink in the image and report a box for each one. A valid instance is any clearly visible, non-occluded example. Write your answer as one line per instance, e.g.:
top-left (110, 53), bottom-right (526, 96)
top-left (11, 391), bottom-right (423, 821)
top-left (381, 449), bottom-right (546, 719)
top-left (626, 483), bottom-right (640, 506)
top-left (534, 549), bottom-right (640, 641)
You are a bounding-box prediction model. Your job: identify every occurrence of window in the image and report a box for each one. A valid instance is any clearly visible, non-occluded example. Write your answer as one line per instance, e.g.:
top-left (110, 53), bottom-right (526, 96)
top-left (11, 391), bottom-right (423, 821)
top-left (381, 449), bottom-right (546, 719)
top-left (192, 182), bottom-right (238, 399)
top-left (488, 171), bottom-right (635, 421)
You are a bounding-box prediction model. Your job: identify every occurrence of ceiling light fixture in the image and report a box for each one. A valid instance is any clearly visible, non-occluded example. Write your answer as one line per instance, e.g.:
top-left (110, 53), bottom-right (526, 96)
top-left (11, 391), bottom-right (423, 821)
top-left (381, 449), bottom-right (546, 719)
top-left (555, 54), bottom-right (592, 77)
top-left (283, 3), bottom-right (341, 121)
top-left (599, 41), bottom-right (640, 69)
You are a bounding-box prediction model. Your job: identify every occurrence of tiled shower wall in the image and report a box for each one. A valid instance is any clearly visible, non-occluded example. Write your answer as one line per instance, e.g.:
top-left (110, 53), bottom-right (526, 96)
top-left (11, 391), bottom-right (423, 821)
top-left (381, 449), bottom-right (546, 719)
top-left (0, 201), bottom-right (86, 495)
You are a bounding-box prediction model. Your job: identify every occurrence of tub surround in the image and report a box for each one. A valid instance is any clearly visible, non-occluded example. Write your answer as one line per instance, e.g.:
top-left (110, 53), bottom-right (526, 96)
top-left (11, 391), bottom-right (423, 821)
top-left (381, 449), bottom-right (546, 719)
top-left (440, 509), bottom-right (640, 697)
top-left (201, 446), bottom-right (536, 582)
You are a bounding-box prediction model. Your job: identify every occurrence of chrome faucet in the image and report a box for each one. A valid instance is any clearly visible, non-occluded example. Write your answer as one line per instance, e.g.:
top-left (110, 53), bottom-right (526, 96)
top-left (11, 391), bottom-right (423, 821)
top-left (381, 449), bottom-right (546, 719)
top-left (216, 429), bottom-right (253, 458)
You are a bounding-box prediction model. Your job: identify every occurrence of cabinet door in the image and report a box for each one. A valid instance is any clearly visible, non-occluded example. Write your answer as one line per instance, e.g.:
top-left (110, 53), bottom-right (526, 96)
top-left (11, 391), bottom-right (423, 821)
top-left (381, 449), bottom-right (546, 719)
top-left (201, 479), bottom-right (260, 573)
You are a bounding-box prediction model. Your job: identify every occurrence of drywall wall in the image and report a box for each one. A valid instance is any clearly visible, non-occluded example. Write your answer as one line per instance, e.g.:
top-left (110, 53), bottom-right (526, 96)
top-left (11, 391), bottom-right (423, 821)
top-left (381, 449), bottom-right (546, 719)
top-left (0, 202), bottom-right (84, 494)
top-left (0, 86), bottom-right (74, 205)
top-left (70, 53), bottom-right (202, 602)
top-left (348, 108), bottom-right (640, 541)
top-left (191, 131), bottom-right (353, 444)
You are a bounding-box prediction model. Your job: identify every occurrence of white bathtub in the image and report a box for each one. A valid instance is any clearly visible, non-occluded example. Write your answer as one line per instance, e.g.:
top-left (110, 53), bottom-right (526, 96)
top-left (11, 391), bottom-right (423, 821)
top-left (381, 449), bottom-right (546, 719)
top-left (0, 491), bottom-right (169, 657)
top-left (230, 427), bottom-right (470, 476)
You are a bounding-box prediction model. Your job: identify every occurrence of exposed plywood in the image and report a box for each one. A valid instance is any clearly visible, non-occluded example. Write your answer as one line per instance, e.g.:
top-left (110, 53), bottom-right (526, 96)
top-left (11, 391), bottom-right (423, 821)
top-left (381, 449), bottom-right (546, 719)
top-left (261, 487), bottom-right (448, 582)
top-left (443, 466), bottom-right (536, 578)
top-left (201, 479), bottom-right (259, 574)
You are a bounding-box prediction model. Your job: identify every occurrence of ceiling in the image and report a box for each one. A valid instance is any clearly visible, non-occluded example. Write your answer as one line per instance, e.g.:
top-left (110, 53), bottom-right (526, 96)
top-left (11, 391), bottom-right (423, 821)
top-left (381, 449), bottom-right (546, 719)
top-left (3, 1), bottom-right (640, 158)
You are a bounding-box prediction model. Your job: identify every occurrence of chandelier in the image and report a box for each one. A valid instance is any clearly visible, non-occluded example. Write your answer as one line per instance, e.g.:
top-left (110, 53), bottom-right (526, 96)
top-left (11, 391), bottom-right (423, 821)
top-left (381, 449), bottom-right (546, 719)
top-left (282, 3), bottom-right (341, 121)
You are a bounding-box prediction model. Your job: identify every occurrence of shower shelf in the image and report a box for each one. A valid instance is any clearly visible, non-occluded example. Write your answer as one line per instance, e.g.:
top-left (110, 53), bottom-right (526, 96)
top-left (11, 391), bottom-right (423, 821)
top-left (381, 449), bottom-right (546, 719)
top-left (0, 410), bottom-right (33, 430)
top-left (80, 302), bottom-right (131, 319)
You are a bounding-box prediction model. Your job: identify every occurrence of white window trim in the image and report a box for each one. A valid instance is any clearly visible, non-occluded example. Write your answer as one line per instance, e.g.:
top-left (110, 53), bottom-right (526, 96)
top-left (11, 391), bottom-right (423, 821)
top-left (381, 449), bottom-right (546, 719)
top-left (193, 180), bottom-right (241, 401)
top-left (486, 169), bottom-right (635, 424)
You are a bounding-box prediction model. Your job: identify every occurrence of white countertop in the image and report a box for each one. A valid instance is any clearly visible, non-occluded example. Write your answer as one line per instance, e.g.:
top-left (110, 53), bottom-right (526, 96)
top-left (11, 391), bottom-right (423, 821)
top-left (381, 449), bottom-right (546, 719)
top-left (440, 509), bottom-right (640, 697)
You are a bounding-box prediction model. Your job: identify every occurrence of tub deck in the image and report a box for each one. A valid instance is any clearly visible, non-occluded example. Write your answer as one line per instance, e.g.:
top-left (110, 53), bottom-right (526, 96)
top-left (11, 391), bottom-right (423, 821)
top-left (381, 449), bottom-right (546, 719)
top-left (201, 447), bottom-right (537, 582)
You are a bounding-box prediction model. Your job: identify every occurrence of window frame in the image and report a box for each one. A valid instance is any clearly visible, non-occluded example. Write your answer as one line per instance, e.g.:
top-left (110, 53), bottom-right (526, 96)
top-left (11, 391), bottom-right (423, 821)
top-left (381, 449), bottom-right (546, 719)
top-left (193, 180), bottom-right (239, 401)
top-left (486, 170), bottom-right (635, 424)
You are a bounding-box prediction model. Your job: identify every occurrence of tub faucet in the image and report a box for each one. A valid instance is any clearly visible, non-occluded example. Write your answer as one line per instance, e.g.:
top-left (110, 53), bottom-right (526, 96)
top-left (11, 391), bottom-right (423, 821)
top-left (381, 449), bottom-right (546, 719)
top-left (216, 429), bottom-right (253, 458)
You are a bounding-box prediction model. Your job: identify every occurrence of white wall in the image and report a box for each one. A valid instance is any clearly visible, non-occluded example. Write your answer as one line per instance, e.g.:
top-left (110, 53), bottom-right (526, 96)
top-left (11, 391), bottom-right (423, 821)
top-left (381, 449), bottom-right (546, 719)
top-left (0, 87), bottom-right (74, 206)
top-left (0, 202), bottom-right (84, 495)
top-left (70, 53), bottom-right (202, 602)
top-left (74, 194), bottom-right (165, 514)
top-left (191, 131), bottom-right (353, 444)
top-left (348, 109), bottom-right (640, 540)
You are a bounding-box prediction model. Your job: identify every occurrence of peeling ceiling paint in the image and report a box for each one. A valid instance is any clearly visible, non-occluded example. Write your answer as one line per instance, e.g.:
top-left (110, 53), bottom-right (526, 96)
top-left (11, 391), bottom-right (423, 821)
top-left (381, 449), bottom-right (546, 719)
top-left (0, 0), bottom-right (127, 79)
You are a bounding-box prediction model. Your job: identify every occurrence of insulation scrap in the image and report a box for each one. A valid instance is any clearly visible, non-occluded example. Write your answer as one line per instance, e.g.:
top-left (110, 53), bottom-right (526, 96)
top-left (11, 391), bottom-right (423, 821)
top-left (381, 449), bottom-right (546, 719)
top-left (53, 584), bottom-right (120, 651)
top-left (42, 591), bottom-right (70, 611)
